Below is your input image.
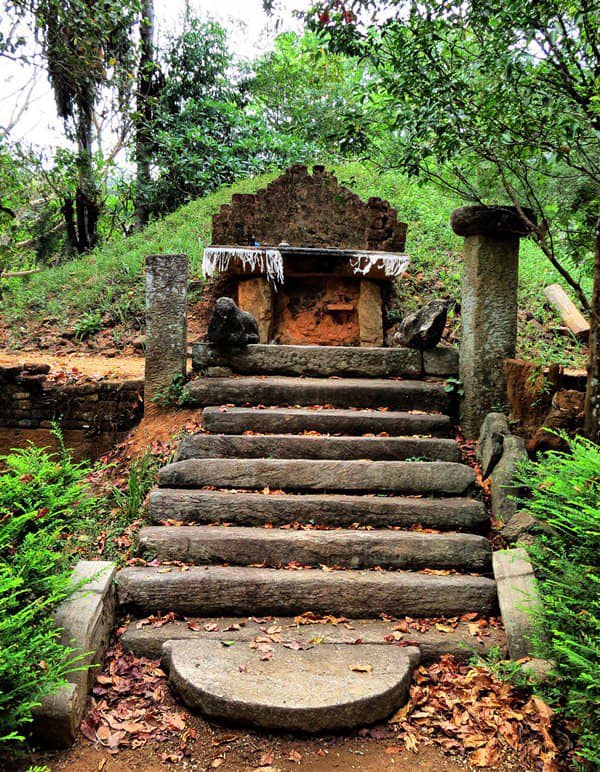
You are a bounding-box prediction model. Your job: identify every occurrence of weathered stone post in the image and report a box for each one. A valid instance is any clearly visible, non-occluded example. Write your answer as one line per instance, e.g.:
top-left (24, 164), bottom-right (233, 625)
top-left (451, 206), bottom-right (534, 438)
top-left (145, 253), bottom-right (188, 409)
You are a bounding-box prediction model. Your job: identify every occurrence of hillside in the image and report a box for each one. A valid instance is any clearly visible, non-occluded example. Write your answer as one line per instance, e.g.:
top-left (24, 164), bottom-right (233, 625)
top-left (0, 163), bottom-right (589, 368)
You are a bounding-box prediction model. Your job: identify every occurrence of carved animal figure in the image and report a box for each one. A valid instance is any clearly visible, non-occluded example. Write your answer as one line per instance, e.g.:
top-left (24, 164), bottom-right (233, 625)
top-left (207, 297), bottom-right (259, 349)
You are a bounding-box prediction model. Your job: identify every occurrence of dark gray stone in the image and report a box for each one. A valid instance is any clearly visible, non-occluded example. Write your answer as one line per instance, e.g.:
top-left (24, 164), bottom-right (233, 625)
top-left (451, 205), bottom-right (536, 238)
top-left (207, 297), bottom-right (259, 349)
top-left (201, 405), bottom-right (451, 437)
top-left (501, 510), bottom-right (539, 544)
top-left (138, 526), bottom-right (492, 572)
top-left (490, 434), bottom-right (528, 523)
top-left (162, 639), bottom-right (420, 732)
top-left (477, 412), bottom-right (510, 479)
top-left (192, 342), bottom-right (423, 378)
top-left (184, 375), bottom-right (451, 412)
top-left (174, 433), bottom-right (461, 462)
top-left (493, 548), bottom-right (541, 660)
top-left (394, 300), bottom-right (447, 349)
top-left (145, 254), bottom-right (188, 406)
top-left (117, 565), bottom-right (498, 618)
top-left (149, 490), bottom-right (489, 531)
top-left (157, 458), bottom-right (475, 495)
top-left (122, 617), bottom-right (507, 663)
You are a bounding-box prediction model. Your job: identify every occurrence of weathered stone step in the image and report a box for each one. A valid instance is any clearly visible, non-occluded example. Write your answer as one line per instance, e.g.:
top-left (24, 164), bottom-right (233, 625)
top-left (149, 490), bottom-right (488, 531)
top-left (175, 433), bottom-right (461, 462)
top-left (163, 639), bottom-right (420, 732)
top-left (184, 375), bottom-right (451, 412)
top-left (122, 616), bottom-right (507, 663)
top-left (158, 458), bottom-right (475, 495)
top-left (203, 406), bottom-right (451, 437)
top-left (117, 565), bottom-right (498, 618)
top-left (193, 342), bottom-right (458, 378)
top-left (138, 526), bottom-right (492, 572)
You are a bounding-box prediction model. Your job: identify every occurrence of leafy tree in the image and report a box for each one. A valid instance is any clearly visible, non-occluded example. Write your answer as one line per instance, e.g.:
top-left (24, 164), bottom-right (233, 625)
top-left (8, 0), bottom-right (140, 252)
top-left (248, 31), bottom-right (372, 156)
top-left (141, 17), bottom-right (311, 216)
top-left (305, 0), bottom-right (600, 438)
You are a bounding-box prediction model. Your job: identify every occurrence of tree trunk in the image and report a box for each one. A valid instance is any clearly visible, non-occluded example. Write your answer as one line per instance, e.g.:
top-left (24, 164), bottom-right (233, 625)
top-left (584, 216), bottom-right (600, 442)
top-left (75, 101), bottom-right (99, 251)
top-left (134, 0), bottom-right (155, 230)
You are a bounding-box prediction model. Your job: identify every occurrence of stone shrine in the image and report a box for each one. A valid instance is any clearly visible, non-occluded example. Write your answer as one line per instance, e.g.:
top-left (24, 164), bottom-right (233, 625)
top-left (202, 165), bottom-right (410, 346)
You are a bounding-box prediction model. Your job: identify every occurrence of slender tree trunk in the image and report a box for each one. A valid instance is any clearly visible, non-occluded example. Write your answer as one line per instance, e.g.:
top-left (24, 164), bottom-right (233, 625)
top-left (74, 101), bottom-right (100, 251)
top-left (584, 216), bottom-right (600, 442)
top-left (134, 0), bottom-right (155, 230)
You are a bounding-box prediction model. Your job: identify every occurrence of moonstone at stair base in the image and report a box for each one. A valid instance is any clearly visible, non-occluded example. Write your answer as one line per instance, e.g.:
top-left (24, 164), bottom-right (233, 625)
top-left (162, 639), bottom-right (420, 732)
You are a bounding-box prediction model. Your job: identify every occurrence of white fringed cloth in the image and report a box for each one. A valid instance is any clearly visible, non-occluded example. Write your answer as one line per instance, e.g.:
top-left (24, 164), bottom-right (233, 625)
top-left (202, 246), bottom-right (410, 284)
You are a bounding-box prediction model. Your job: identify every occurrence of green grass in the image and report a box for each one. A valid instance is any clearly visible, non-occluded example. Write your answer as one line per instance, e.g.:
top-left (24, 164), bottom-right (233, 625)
top-left (0, 162), bottom-right (591, 367)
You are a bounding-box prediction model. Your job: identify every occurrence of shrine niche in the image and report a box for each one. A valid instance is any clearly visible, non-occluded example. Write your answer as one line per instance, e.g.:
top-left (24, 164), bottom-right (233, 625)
top-left (202, 165), bottom-right (410, 346)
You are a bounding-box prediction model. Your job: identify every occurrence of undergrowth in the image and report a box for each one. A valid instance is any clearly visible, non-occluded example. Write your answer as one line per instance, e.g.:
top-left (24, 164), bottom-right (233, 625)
top-left (0, 162), bottom-right (591, 366)
top-left (0, 435), bottom-right (97, 746)
top-left (513, 435), bottom-right (600, 766)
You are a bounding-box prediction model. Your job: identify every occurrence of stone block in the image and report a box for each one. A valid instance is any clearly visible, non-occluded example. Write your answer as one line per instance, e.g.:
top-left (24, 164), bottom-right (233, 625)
top-left (237, 277), bottom-right (274, 343)
top-left (490, 434), bottom-right (528, 523)
top-left (33, 561), bottom-right (116, 747)
top-left (358, 280), bottom-right (383, 346)
top-left (477, 412), bottom-right (510, 479)
top-left (423, 345), bottom-right (459, 376)
top-left (493, 548), bottom-right (542, 660)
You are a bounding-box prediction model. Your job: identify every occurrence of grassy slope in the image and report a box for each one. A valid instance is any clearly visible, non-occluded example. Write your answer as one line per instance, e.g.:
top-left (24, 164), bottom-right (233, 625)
top-left (0, 162), bottom-right (589, 366)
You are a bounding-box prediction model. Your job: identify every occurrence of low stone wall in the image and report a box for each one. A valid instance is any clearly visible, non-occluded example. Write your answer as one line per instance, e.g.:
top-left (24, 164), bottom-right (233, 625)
top-left (0, 362), bottom-right (143, 435)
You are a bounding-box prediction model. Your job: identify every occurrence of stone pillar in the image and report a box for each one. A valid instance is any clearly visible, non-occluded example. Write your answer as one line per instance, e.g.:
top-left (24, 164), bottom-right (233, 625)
top-left (238, 277), bottom-right (274, 343)
top-left (451, 206), bottom-right (535, 438)
top-left (358, 280), bottom-right (384, 347)
top-left (145, 253), bottom-right (188, 409)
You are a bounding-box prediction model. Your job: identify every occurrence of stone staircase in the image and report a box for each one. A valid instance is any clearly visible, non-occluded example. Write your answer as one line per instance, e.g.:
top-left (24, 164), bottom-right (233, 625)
top-left (117, 344), bottom-right (502, 732)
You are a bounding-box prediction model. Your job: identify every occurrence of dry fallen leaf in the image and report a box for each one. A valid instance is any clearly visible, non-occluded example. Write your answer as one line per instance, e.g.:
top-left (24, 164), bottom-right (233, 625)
top-left (350, 663), bottom-right (373, 673)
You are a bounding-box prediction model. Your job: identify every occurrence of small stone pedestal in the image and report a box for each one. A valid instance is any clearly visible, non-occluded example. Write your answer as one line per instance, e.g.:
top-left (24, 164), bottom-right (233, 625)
top-left (145, 254), bottom-right (188, 408)
top-left (451, 206), bottom-right (534, 438)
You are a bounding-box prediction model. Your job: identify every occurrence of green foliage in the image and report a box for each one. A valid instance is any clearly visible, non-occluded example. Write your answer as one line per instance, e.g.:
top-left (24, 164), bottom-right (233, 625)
top-left (513, 436), bottom-right (600, 765)
top-left (149, 373), bottom-right (194, 408)
top-left (0, 435), bottom-right (97, 743)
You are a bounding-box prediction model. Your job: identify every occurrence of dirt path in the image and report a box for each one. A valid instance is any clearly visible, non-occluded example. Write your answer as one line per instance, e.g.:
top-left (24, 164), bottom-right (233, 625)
top-left (34, 730), bottom-right (490, 772)
top-left (0, 351), bottom-right (146, 380)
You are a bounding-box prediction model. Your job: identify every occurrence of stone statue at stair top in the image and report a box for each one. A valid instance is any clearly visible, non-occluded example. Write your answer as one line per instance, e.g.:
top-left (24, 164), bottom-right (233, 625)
top-left (207, 297), bottom-right (260, 349)
top-left (394, 300), bottom-right (448, 349)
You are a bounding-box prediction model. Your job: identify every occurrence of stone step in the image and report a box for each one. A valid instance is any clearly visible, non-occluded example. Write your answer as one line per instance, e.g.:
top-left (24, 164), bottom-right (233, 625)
top-left (175, 433), bottom-right (461, 462)
top-left (122, 616), bottom-right (507, 664)
top-left (203, 406), bottom-right (451, 437)
top-left (193, 342), bottom-right (459, 378)
top-left (149, 490), bottom-right (488, 531)
top-left (117, 565), bottom-right (498, 618)
top-left (184, 375), bottom-right (451, 412)
top-left (162, 638), bottom-right (420, 732)
top-left (138, 526), bottom-right (492, 572)
top-left (158, 458), bottom-right (475, 495)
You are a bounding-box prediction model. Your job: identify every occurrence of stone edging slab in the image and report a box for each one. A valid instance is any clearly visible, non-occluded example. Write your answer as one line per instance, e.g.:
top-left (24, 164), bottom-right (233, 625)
top-left (493, 548), bottom-right (541, 661)
top-left (33, 560), bottom-right (116, 747)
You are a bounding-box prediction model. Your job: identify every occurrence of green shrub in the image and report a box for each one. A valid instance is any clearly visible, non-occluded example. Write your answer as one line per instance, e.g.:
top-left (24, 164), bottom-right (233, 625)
top-left (0, 438), bottom-right (98, 743)
top-left (513, 435), bottom-right (600, 765)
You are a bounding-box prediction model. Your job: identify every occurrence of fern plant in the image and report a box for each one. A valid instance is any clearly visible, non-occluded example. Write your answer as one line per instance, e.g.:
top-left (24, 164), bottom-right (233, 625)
top-left (513, 435), bottom-right (600, 765)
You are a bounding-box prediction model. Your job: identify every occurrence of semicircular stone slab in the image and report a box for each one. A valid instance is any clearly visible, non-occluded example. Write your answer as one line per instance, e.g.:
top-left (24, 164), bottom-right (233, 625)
top-left (162, 639), bottom-right (420, 733)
